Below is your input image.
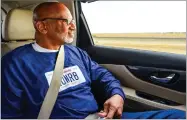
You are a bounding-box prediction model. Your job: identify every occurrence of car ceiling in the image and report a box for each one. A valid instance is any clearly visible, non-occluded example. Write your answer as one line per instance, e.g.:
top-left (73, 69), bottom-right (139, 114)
top-left (1, 0), bottom-right (97, 8)
top-left (2, 0), bottom-right (73, 10)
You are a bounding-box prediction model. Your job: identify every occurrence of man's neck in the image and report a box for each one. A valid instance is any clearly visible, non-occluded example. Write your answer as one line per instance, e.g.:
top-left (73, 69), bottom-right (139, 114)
top-left (32, 42), bottom-right (59, 52)
top-left (35, 35), bottom-right (63, 50)
top-left (36, 41), bottom-right (61, 50)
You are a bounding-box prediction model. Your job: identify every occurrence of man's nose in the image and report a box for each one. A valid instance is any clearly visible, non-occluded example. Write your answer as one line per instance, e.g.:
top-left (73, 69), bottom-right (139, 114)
top-left (69, 20), bottom-right (76, 30)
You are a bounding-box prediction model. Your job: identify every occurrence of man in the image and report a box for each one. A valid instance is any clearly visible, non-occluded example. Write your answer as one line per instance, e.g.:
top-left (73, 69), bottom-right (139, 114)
top-left (1, 2), bottom-right (185, 119)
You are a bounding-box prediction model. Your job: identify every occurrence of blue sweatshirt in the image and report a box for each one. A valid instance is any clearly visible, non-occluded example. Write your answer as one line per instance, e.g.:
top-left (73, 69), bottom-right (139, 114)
top-left (1, 43), bottom-right (125, 119)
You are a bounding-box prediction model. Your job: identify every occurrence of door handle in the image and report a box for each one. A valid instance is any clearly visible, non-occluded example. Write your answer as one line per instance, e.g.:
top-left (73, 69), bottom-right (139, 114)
top-left (150, 73), bottom-right (175, 83)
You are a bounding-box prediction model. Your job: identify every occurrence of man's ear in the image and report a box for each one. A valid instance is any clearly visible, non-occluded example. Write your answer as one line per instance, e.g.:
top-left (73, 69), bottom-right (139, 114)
top-left (35, 21), bottom-right (47, 34)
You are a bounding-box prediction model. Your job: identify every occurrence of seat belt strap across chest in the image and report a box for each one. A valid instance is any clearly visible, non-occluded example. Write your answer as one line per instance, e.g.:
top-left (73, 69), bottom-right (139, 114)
top-left (37, 45), bottom-right (64, 119)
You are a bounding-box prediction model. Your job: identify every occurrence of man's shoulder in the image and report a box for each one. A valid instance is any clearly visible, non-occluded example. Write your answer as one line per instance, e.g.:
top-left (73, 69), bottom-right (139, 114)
top-left (65, 44), bottom-right (85, 54)
top-left (2, 43), bottom-right (33, 63)
top-left (65, 45), bottom-right (90, 61)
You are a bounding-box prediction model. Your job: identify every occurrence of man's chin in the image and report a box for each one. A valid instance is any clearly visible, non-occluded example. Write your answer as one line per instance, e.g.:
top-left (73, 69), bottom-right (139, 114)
top-left (64, 38), bottom-right (74, 44)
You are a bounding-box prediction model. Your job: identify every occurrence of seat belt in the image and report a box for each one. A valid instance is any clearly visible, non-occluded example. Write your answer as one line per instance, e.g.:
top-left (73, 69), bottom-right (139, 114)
top-left (37, 45), bottom-right (101, 119)
top-left (37, 45), bottom-right (64, 119)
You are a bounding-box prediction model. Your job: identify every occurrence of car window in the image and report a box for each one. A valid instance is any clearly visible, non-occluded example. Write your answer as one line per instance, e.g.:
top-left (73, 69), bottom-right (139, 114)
top-left (81, 1), bottom-right (186, 55)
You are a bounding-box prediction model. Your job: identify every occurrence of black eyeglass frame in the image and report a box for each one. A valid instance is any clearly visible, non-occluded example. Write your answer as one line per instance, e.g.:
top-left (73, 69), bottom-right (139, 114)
top-left (36, 18), bottom-right (74, 25)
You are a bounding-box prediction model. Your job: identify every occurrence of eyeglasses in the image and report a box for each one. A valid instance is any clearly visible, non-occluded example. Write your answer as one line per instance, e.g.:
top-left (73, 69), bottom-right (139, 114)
top-left (36, 18), bottom-right (75, 25)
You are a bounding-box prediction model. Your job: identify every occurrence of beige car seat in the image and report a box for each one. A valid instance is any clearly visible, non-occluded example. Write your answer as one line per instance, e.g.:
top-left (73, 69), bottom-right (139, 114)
top-left (2, 8), bottom-right (35, 57)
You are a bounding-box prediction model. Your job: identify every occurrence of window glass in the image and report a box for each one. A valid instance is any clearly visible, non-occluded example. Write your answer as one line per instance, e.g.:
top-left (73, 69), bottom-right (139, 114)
top-left (81, 1), bottom-right (186, 55)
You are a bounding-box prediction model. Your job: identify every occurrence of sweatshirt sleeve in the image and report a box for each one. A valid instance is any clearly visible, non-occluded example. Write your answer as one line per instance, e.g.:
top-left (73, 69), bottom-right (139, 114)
top-left (1, 56), bottom-right (24, 119)
top-left (78, 49), bottom-right (125, 101)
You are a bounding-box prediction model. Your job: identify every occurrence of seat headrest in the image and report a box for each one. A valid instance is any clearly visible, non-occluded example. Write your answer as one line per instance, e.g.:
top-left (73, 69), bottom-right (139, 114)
top-left (2, 9), bottom-right (35, 41)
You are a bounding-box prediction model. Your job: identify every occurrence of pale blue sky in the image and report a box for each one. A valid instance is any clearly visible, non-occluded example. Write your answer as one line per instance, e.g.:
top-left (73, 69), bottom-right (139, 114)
top-left (81, 1), bottom-right (186, 33)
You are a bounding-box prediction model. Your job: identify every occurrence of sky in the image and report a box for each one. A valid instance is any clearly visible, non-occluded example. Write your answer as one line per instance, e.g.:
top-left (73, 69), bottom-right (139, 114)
top-left (81, 1), bottom-right (186, 33)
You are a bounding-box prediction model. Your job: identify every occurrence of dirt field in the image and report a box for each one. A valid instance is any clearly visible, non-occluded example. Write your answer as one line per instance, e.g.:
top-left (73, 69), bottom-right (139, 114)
top-left (92, 33), bottom-right (186, 55)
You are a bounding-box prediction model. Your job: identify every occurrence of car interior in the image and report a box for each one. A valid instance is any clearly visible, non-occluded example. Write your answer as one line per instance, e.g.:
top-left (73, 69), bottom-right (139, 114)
top-left (1, 0), bottom-right (186, 114)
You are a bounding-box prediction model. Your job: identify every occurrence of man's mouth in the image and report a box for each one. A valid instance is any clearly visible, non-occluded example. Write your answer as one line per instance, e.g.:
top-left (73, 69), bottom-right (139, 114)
top-left (68, 32), bottom-right (74, 36)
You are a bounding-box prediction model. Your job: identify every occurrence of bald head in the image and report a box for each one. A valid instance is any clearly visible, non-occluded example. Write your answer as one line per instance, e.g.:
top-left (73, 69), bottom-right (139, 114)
top-left (33, 2), bottom-right (72, 21)
top-left (32, 2), bottom-right (76, 48)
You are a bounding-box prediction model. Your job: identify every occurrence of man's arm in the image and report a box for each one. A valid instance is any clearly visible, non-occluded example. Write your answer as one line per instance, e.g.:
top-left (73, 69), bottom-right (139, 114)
top-left (78, 49), bottom-right (125, 118)
top-left (79, 49), bottom-right (125, 100)
top-left (89, 60), bottom-right (125, 100)
top-left (1, 57), bottom-right (24, 119)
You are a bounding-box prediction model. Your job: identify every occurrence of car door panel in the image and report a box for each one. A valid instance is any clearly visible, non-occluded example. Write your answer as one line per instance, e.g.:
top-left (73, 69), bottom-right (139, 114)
top-left (100, 64), bottom-right (185, 104)
top-left (122, 87), bottom-right (185, 111)
top-left (86, 46), bottom-right (186, 111)
top-left (86, 45), bottom-right (185, 71)
top-left (126, 65), bottom-right (186, 92)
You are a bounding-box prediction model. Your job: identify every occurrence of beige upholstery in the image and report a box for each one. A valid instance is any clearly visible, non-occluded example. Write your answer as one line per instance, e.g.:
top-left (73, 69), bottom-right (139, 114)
top-left (2, 41), bottom-right (33, 57)
top-left (2, 9), bottom-right (35, 41)
top-left (2, 8), bottom-right (35, 56)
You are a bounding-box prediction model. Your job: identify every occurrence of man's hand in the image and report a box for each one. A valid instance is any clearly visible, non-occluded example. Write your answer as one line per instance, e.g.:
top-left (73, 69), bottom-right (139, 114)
top-left (97, 94), bottom-right (124, 119)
